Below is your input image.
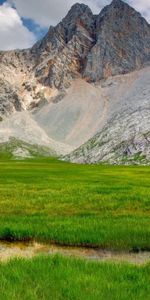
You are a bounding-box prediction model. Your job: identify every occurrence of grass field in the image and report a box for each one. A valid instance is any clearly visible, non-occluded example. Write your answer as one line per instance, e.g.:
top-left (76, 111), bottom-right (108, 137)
top-left (1, 157), bottom-right (150, 299)
top-left (0, 157), bottom-right (150, 250)
top-left (1, 255), bottom-right (150, 300)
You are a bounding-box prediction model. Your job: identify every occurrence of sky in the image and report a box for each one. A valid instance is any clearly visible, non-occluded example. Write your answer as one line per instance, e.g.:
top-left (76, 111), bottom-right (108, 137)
top-left (0, 0), bottom-right (150, 50)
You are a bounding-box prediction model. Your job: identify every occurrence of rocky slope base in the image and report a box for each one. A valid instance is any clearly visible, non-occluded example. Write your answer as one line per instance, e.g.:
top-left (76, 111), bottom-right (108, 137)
top-left (0, 138), bottom-right (55, 159)
top-left (65, 67), bottom-right (150, 164)
top-left (65, 105), bottom-right (150, 165)
top-left (0, 112), bottom-right (73, 155)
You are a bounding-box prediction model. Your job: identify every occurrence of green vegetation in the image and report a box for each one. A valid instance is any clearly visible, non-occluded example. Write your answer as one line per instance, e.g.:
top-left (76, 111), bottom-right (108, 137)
top-left (0, 158), bottom-right (150, 299)
top-left (120, 151), bottom-right (148, 165)
top-left (0, 157), bottom-right (150, 250)
top-left (0, 255), bottom-right (150, 300)
top-left (0, 138), bottom-right (56, 159)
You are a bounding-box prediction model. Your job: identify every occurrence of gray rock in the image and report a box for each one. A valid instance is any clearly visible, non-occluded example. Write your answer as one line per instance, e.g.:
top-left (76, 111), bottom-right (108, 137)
top-left (65, 105), bottom-right (150, 165)
top-left (84, 0), bottom-right (150, 81)
top-left (0, 0), bottom-right (150, 116)
top-left (0, 0), bottom-right (150, 162)
top-left (0, 79), bottom-right (22, 118)
top-left (64, 66), bottom-right (150, 164)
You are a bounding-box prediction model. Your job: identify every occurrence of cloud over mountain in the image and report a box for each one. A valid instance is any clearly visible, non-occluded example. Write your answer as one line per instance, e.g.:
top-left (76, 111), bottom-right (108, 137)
top-left (8, 0), bottom-right (150, 27)
top-left (0, 0), bottom-right (150, 50)
top-left (0, 3), bottom-right (35, 50)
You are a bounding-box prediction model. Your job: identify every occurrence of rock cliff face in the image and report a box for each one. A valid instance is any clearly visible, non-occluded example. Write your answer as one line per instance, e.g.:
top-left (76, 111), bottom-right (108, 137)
top-left (0, 3), bottom-right (95, 118)
top-left (32, 3), bottom-right (95, 88)
top-left (84, 0), bottom-right (150, 80)
top-left (0, 0), bottom-right (150, 119)
top-left (0, 0), bottom-right (150, 162)
top-left (0, 79), bottom-right (22, 119)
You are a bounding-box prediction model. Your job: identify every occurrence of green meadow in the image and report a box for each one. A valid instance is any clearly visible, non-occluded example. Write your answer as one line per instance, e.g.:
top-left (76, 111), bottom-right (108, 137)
top-left (0, 158), bottom-right (150, 250)
top-left (1, 255), bottom-right (150, 300)
top-left (0, 157), bottom-right (150, 299)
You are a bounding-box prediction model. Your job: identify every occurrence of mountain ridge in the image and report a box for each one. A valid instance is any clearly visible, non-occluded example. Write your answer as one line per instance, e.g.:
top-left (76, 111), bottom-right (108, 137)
top-left (0, 0), bottom-right (150, 163)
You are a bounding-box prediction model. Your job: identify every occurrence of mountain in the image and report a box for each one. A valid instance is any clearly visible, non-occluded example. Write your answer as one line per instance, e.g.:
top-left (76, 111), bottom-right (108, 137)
top-left (65, 67), bottom-right (150, 164)
top-left (0, 0), bottom-right (150, 162)
top-left (84, 0), bottom-right (150, 80)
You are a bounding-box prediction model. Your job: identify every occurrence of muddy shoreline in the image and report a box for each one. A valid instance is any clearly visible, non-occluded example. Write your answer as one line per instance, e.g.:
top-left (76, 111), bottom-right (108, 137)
top-left (0, 241), bottom-right (150, 265)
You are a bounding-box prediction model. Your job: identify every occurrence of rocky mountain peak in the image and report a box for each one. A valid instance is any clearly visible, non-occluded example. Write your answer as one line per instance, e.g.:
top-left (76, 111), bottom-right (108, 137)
top-left (61, 2), bottom-right (95, 41)
top-left (64, 3), bottom-right (91, 15)
top-left (110, 0), bottom-right (134, 8)
top-left (111, 0), bottom-right (127, 5)
top-left (98, 0), bottom-right (146, 26)
top-left (0, 0), bottom-right (150, 117)
top-left (84, 0), bottom-right (150, 81)
top-left (32, 2), bottom-right (94, 54)
top-left (30, 2), bottom-right (96, 90)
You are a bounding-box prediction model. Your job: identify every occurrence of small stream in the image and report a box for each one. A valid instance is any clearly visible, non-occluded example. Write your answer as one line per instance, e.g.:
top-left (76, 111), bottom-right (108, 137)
top-left (0, 241), bottom-right (150, 265)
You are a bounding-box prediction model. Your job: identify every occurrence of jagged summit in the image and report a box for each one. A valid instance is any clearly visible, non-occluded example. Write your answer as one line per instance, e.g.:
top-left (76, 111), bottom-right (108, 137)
top-left (0, 0), bottom-right (149, 89)
top-left (64, 2), bottom-right (91, 15)
top-left (84, 0), bottom-right (150, 80)
top-left (61, 2), bottom-right (93, 25)
top-left (0, 0), bottom-right (150, 115)
top-left (60, 2), bottom-right (94, 42)
top-left (100, 0), bottom-right (150, 28)
top-left (104, 0), bottom-right (143, 16)
top-left (110, 0), bottom-right (135, 7)
top-left (111, 0), bottom-right (127, 4)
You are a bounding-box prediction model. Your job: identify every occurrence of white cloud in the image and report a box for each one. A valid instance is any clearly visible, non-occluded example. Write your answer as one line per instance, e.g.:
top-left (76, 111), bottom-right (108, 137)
top-left (1, 0), bottom-right (149, 51)
top-left (8, 0), bottom-right (76, 27)
top-left (0, 3), bottom-right (36, 50)
top-left (8, 0), bottom-right (150, 29)
top-left (8, 0), bottom-right (110, 27)
top-left (130, 0), bottom-right (150, 12)
top-left (130, 0), bottom-right (150, 22)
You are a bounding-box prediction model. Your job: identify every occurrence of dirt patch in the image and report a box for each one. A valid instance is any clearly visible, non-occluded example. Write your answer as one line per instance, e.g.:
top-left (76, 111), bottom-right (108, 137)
top-left (1, 241), bottom-right (150, 265)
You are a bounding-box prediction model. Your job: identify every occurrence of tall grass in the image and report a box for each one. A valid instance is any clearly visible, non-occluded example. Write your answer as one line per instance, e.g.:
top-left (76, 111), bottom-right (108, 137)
top-left (0, 255), bottom-right (150, 300)
top-left (0, 157), bottom-right (150, 249)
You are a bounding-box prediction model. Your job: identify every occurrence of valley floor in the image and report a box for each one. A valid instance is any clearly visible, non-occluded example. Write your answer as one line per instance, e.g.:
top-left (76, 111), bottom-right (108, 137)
top-left (0, 158), bottom-right (150, 249)
top-left (0, 158), bottom-right (150, 299)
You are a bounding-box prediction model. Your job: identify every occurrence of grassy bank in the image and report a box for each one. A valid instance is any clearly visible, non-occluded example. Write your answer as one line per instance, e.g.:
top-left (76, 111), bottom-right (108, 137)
top-left (0, 158), bottom-right (150, 250)
top-left (1, 255), bottom-right (150, 300)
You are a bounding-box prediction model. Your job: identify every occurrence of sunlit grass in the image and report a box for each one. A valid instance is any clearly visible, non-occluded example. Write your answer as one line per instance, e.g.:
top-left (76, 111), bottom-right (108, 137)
top-left (1, 255), bottom-right (150, 300)
top-left (0, 157), bottom-right (150, 249)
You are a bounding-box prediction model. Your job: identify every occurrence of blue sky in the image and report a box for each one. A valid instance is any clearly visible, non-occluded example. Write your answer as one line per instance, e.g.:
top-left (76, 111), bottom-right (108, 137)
top-left (0, 0), bottom-right (150, 50)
